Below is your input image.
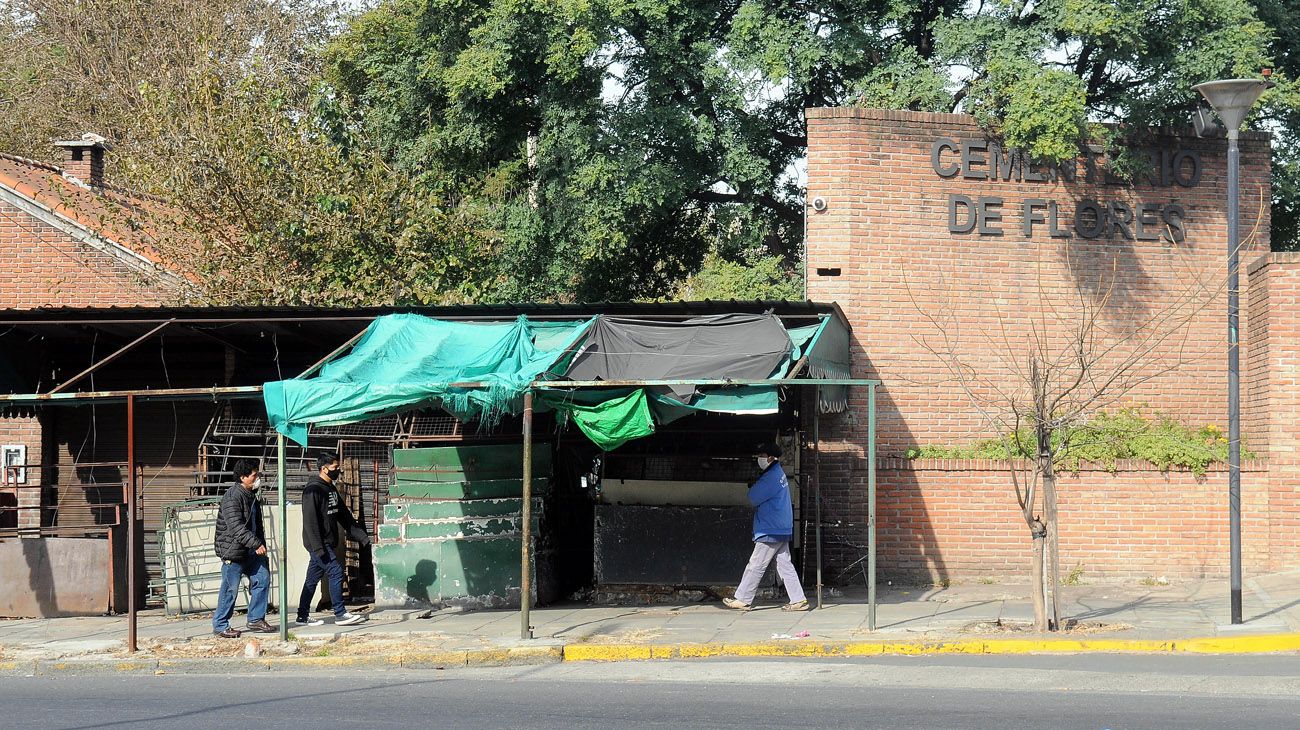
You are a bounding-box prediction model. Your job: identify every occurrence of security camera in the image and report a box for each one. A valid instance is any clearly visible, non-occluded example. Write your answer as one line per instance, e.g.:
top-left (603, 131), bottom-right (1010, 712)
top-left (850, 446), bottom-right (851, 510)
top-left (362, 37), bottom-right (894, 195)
top-left (810, 196), bottom-right (828, 212)
top-left (1193, 106), bottom-right (1222, 138)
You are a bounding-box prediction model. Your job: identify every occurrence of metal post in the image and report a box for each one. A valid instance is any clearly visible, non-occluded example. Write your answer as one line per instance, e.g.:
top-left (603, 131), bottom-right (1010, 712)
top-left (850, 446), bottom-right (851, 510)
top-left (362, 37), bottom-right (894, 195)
top-left (126, 394), bottom-right (137, 653)
top-left (867, 383), bottom-right (877, 631)
top-left (813, 386), bottom-right (823, 609)
top-left (1227, 130), bottom-right (1243, 625)
top-left (520, 390), bottom-right (534, 640)
top-left (277, 433), bottom-right (289, 641)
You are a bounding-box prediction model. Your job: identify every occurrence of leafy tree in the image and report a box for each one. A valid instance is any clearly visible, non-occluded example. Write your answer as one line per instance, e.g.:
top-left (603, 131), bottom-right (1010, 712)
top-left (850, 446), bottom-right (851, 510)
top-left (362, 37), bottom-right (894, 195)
top-left (674, 251), bottom-right (803, 301)
top-left (325, 0), bottom-right (963, 301)
top-left (0, 0), bottom-right (491, 304)
top-left (1250, 0), bottom-right (1300, 251)
top-left (0, 0), bottom-right (333, 164)
top-left (328, 0), bottom-right (1287, 303)
top-left (3, 0), bottom-right (1292, 299)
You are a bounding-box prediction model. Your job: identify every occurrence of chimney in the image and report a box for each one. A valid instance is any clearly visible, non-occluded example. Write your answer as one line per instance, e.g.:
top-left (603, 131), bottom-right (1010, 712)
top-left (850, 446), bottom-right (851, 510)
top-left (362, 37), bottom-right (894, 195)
top-left (54, 133), bottom-right (110, 188)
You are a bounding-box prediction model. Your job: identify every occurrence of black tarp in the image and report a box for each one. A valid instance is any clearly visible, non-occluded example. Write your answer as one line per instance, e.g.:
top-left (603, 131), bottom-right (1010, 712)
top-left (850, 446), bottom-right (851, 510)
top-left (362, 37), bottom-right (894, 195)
top-left (564, 314), bottom-right (793, 401)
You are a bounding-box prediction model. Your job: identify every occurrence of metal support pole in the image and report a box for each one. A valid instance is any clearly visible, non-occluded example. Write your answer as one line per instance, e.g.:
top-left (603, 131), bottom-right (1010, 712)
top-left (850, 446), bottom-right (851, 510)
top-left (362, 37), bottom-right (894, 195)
top-left (813, 386), bottom-right (823, 610)
top-left (1227, 131), bottom-right (1243, 625)
top-left (278, 433), bottom-right (289, 641)
top-left (867, 383), bottom-right (877, 631)
top-left (520, 390), bottom-right (534, 640)
top-left (126, 394), bottom-right (138, 653)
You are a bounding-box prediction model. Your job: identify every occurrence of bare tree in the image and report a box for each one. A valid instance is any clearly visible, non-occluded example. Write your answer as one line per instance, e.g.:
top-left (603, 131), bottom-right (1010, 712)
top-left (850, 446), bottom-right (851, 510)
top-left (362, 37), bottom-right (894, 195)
top-left (906, 204), bottom-right (1262, 631)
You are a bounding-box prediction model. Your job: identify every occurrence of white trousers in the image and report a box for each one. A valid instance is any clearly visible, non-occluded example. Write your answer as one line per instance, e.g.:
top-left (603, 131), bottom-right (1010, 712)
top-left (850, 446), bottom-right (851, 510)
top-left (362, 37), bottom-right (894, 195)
top-left (733, 540), bottom-right (806, 604)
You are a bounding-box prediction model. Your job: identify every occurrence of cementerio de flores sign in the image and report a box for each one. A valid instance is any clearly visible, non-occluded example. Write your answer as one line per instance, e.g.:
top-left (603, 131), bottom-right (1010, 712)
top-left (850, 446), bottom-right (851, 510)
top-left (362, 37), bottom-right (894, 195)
top-left (931, 138), bottom-right (1201, 242)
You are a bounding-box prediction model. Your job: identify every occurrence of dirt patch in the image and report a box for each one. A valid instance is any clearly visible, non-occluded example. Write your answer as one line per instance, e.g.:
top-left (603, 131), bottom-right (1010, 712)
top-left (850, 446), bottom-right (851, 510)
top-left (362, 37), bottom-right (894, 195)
top-left (302, 635), bottom-right (460, 657)
top-left (126, 637), bottom-right (302, 659)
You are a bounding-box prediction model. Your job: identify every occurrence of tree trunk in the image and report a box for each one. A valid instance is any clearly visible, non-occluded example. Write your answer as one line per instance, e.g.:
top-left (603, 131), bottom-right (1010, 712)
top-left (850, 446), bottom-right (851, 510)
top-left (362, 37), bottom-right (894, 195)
top-left (1044, 468), bottom-right (1061, 631)
top-left (1034, 416), bottom-right (1057, 632)
top-left (1031, 531), bottom-right (1047, 631)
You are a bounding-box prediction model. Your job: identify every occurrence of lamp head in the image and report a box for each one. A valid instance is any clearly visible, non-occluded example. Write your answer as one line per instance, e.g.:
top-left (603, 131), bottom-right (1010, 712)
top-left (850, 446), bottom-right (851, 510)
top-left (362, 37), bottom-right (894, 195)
top-left (1193, 79), bottom-right (1275, 137)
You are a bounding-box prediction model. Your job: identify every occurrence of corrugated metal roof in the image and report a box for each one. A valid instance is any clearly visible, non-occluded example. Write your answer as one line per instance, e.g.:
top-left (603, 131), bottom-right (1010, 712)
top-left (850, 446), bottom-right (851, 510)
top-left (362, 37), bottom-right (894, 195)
top-left (0, 300), bottom-right (844, 326)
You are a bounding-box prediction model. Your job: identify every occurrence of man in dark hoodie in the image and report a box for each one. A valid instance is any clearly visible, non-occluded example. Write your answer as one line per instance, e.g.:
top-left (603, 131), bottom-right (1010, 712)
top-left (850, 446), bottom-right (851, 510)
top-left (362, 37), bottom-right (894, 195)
top-left (212, 459), bottom-right (276, 638)
top-left (296, 453), bottom-right (370, 626)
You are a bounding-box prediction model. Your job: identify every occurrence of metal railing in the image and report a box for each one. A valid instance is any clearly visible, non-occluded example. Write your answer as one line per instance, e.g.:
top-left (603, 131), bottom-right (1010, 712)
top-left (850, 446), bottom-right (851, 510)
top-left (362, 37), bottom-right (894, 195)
top-left (1, 461), bottom-right (132, 537)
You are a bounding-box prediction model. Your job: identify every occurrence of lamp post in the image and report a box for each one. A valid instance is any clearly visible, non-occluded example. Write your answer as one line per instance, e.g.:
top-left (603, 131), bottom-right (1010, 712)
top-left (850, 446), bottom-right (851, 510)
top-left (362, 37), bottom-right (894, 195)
top-left (1193, 77), bottom-right (1273, 625)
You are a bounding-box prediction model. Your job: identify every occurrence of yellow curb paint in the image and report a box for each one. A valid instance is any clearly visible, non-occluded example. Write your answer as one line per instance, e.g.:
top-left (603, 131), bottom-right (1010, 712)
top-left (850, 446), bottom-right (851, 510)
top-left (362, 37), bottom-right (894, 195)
top-left (721, 642), bottom-right (827, 657)
top-left (508, 646), bottom-right (564, 663)
top-left (563, 644), bottom-right (653, 662)
top-left (114, 661), bottom-right (155, 671)
top-left (462, 647), bottom-right (562, 666)
top-left (840, 642), bottom-right (886, 656)
top-left (1181, 634), bottom-right (1300, 654)
top-left (559, 633), bottom-right (1300, 662)
top-left (266, 655), bottom-right (399, 669)
top-left (401, 651), bottom-right (471, 667)
top-left (676, 644), bottom-right (727, 659)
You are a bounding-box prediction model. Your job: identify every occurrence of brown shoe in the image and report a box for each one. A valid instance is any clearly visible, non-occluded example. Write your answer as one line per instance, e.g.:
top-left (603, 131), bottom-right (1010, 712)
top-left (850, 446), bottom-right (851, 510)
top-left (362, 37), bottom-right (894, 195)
top-left (213, 628), bottom-right (242, 639)
top-left (245, 619), bottom-right (277, 633)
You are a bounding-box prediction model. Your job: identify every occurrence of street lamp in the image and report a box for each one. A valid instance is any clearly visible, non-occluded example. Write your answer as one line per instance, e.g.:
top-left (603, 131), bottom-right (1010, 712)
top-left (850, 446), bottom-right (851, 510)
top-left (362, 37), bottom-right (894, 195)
top-left (1193, 77), bottom-right (1274, 625)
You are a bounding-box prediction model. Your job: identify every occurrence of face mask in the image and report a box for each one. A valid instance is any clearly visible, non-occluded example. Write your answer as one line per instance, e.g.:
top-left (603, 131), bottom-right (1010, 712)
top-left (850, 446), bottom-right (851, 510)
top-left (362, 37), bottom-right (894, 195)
top-left (326, 468), bottom-right (342, 481)
top-left (252, 477), bottom-right (263, 490)
top-left (756, 457), bottom-right (769, 470)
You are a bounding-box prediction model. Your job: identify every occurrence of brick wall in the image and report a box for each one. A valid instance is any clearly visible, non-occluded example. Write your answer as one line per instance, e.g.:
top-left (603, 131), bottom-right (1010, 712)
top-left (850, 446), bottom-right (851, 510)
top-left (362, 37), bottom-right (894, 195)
top-left (1, 195), bottom-right (173, 530)
top-left (817, 453), bottom-right (1273, 582)
top-left (805, 108), bottom-right (1277, 581)
top-left (0, 199), bottom-right (168, 309)
top-left (806, 108), bottom-right (1270, 455)
top-left (0, 412), bottom-right (43, 529)
top-left (1246, 253), bottom-right (1300, 572)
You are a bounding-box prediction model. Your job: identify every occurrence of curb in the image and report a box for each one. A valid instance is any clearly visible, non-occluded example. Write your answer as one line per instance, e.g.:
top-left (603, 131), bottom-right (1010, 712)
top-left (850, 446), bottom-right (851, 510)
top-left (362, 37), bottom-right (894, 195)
top-left (562, 633), bottom-right (1300, 661)
top-left (6, 634), bottom-right (1299, 675)
top-left (0, 646), bottom-right (564, 676)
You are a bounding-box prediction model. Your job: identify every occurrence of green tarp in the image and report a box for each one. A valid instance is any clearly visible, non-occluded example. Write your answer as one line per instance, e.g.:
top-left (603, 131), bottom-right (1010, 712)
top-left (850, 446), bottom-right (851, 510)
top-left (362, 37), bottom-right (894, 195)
top-left (539, 388), bottom-right (655, 451)
top-left (266, 314), bottom-right (594, 445)
top-left (264, 311), bottom-right (852, 450)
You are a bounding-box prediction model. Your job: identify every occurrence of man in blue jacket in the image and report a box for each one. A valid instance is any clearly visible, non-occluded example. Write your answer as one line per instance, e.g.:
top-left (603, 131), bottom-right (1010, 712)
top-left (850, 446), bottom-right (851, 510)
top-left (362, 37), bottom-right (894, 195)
top-left (723, 442), bottom-right (809, 611)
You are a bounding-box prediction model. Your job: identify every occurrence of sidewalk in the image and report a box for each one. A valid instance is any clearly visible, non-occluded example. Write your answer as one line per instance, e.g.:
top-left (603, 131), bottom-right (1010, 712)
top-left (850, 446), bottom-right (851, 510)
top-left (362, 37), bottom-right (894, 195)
top-left (4, 571), bottom-right (1300, 671)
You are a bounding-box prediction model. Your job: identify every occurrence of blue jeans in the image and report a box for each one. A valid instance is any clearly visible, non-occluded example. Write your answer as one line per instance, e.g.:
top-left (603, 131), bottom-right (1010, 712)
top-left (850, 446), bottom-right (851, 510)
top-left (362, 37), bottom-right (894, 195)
top-left (212, 554), bottom-right (270, 632)
top-left (297, 546), bottom-right (346, 620)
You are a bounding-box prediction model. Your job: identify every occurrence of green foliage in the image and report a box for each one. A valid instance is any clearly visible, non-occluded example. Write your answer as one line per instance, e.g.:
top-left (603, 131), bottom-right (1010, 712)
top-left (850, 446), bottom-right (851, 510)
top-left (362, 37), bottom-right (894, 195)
top-left (324, 0), bottom-right (958, 301)
top-left (674, 251), bottom-right (803, 301)
top-left (906, 407), bottom-right (1253, 476)
top-left (6, 0), bottom-right (1299, 301)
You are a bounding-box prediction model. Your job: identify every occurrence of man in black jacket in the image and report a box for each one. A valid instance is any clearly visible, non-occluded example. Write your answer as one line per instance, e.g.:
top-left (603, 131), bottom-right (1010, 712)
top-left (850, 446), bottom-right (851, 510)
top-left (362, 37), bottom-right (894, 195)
top-left (296, 453), bottom-right (370, 626)
top-left (212, 459), bottom-right (275, 638)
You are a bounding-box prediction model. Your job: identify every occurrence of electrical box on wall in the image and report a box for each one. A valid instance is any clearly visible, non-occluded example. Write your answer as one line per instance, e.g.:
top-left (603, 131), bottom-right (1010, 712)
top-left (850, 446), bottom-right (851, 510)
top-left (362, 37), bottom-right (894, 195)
top-left (1, 445), bottom-right (25, 484)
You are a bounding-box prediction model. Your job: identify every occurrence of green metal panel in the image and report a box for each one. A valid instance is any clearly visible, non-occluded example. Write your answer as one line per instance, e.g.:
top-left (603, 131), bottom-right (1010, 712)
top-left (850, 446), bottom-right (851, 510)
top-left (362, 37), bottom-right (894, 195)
top-left (373, 538), bottom-right (526, 607)
top-left (400, 499), bottom-right (524, 520)
top-left (403, 518), bottom-right (520, 540)
top-left (376, 443), bottom-right (554, 609)
top-left (393, 444), bottom-right (552, 481)
top-left (390, 477), bottom-right (550, 499)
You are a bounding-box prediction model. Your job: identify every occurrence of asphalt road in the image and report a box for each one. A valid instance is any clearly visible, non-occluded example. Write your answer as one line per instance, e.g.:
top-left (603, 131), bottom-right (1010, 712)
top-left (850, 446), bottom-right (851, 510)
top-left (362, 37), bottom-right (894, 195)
top-left (4, 655), bottom-right (1299, 729)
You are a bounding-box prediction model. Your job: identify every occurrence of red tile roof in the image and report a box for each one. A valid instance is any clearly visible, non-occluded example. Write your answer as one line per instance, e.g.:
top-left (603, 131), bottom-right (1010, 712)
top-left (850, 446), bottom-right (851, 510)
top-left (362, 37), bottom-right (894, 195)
top-left (0, 152), bottom-right (173, 269)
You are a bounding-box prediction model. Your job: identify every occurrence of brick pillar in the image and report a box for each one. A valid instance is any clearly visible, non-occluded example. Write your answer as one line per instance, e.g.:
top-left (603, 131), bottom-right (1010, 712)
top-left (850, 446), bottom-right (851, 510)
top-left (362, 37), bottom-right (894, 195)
top-left (1252, 253), bottom-right (1300, 571)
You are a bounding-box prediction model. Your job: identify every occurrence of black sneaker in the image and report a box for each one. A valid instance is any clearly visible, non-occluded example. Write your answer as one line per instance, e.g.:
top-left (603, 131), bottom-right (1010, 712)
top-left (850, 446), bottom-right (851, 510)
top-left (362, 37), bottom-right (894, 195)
top-left (214, 628), bottom-right (242, 639)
